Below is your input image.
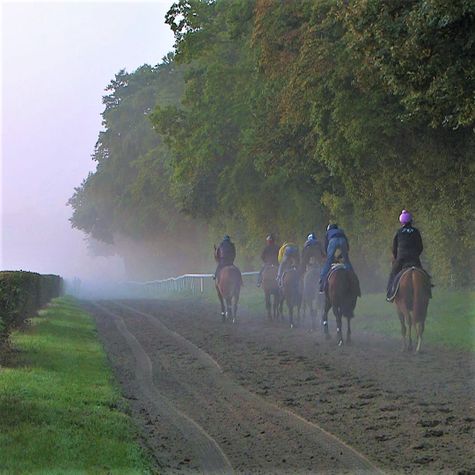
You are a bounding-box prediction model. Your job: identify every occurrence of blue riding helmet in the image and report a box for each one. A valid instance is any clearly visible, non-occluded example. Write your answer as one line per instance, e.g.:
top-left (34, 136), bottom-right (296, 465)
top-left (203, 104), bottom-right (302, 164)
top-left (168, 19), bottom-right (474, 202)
top-left (307, 232), bottom-right (316, 241)
top-left (223, 235), bottom-right (231, 241)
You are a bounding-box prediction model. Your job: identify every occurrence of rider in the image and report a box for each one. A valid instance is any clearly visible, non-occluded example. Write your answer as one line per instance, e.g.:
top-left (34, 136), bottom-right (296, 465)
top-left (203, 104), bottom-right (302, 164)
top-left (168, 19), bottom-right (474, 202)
top-left (386, 210), bottom-right (423, 300)
top-left (319, 224), bottom-right (352, 292)
top-left (301, 232), bottom-right (324, 272)
top-left (277, 240), bottom-right (300, 286)
top-left (257, 234), bottom-right (280, 287)
top-left (214, 235), bottom-right (236, 282)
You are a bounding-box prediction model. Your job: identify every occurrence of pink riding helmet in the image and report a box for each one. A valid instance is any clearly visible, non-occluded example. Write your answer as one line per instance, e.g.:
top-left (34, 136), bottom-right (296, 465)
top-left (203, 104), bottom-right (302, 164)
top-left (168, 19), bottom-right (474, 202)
top-left (399, 209), bottom-right (413, 224)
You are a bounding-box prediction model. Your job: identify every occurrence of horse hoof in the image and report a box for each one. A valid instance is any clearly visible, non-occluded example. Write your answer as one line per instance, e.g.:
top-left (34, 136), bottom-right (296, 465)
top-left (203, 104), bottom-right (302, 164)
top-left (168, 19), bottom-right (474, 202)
top-left (338, 340), bottom-right (343, 347)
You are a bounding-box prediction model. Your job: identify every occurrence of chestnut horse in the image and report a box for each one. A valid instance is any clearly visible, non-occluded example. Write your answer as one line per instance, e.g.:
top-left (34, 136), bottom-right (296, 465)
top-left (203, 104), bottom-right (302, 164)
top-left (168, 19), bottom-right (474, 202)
top-left (216, 265), bottom-right (242, 323)
top-left (322, 266), bottom-right (360, 346)
top-left (394, 267), bottom-right (431, 353)
top-left (261, 264), bottom-right (281, 321)
top-left (279, 266), bottom-right (302, 328)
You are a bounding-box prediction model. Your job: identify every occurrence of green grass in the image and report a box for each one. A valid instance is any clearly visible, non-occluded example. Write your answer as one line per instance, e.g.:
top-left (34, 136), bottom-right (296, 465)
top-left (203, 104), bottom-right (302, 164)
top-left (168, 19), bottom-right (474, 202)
top-left (0, 297), bottom-right (151, 475)
top-left (356, 289), bottom-right (475, 352)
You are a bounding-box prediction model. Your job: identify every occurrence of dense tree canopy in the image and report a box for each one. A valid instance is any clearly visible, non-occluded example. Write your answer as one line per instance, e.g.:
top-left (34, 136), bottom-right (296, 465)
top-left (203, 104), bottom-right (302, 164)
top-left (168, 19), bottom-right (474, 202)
top-left (70, 0), bottom-right (474, 287)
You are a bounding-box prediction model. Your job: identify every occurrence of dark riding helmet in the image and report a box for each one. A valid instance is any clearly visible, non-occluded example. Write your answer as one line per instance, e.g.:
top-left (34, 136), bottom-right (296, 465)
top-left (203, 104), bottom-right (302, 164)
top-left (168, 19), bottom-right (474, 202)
top-left (266, 233), bottom-right (275, 242)
top-left (326, 223), bottom-right (338, 232)
top-left (223, 235), bottom-right (231, 241)
top-left (307, 232), bottom-right (316, 241)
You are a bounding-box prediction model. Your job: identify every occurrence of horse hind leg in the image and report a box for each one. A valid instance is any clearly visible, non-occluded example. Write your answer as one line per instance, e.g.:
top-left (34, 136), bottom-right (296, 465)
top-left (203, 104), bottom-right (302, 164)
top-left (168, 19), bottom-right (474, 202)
top-left (322, 297), bottom-right (331, 339)
top-left (396, 308), bottom-right (408, 352)
top-left (334, 306), bottom-right (343, 347)
top-left (346, 316), bottom-right (351, 344)
top-left (265, 292), bottom-right (272, 321)
top-left (309, 300), bottom-right (316, 332)
top-left (407, 312), bottom-right (414, 352)
top-left (225, 297), bottom-right (233, 323)
top-left (288, 302), bottom-right (294, 329)
top-left (415, 321), bottom-right (425, 353)
top-left (233, 290), bottom-right (240, 324)
top-left (217, 287), bottom-right (226, 322)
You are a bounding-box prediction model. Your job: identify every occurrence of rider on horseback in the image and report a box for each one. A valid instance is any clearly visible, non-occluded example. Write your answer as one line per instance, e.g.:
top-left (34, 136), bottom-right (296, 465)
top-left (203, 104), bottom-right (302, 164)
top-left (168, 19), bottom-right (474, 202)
top-left (301, 232), bottom-right (324, 272)
top-left (257, 234), bottom-right (280, 287)
top-left (277, 240), bottom-right (300, 287)
top-left (319, 224), bottom-right (353, 292)
top-left (214, 235), bottom-right (236, 282)
top-left (386, 210), bottom-right (424, 300)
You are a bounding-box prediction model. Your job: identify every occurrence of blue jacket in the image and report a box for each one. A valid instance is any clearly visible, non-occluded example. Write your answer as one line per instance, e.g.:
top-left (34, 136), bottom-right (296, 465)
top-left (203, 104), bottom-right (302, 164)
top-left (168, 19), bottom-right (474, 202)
top-left (324, 228), bottom-right (349, 253)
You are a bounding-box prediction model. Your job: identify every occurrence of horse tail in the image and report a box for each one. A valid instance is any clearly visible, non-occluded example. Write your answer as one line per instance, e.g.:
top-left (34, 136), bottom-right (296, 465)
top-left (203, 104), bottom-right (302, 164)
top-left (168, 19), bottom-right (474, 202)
top-left (412, 270), bottom-right (429, 323)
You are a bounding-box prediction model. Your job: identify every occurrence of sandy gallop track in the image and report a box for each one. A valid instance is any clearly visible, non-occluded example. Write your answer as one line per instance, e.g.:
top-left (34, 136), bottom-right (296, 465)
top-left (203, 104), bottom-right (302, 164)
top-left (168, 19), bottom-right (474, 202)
top-left (85, 298), bottom-right (474, 474)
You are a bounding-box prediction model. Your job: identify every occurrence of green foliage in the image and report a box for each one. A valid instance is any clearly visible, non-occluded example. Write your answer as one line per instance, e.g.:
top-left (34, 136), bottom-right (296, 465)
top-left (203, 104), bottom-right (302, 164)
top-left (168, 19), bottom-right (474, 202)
top-left (0, 298), bottom-right (151, 473)
top-left (343, 0), bottom-right (475, 129)
top-left (70, 0), bottom-right (474, 287)
top-left (0, 272), bottom-right (62, 347)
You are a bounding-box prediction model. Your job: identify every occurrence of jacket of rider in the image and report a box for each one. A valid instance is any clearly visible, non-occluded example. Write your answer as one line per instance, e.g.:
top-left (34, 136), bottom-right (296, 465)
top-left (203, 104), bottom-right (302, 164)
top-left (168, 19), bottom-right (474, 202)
top-left (216, 240), bottom-right (236, 264)
top-left (392, 224), bottom-right (423, 260)
top-left (324, 228), bottom-right (349, 255)
top-left (261, 243), bottom-right (279, 265)
top-left (278, 242), bottom-right (298, 263)
top-left (302, 238), bottom-right (323, 268)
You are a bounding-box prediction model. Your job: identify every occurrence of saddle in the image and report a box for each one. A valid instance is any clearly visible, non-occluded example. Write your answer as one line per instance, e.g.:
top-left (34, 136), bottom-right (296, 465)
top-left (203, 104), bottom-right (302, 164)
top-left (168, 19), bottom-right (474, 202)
top-left (387, 266), bottom-right (432, 302)
top-left (325, 263), bottom-right (361, 297)
top-left (327, 263), bottom-right (346, 281)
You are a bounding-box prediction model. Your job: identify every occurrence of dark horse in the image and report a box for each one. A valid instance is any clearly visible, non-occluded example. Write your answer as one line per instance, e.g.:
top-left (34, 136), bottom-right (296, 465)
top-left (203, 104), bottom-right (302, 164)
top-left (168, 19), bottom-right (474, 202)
top-left (279, 266), bottom-right (302, 328)
top-left (394, 267), bottom-right (431, 353)
top-left (302, 263), bottom-right (322, 331)
top-left (216, 265), bottom-right (242, 323)
top-left (261, 264), bottom-right (281, 321)
top-left (322, 265), bottom-right (360, 346)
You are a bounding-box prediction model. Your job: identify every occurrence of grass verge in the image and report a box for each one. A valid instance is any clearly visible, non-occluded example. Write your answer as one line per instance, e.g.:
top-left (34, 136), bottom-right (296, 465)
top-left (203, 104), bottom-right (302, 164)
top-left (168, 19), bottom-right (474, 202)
top-left (0, 297), bottom-right (151, 475)
top-left (356, 289), bottom-right (475, 352)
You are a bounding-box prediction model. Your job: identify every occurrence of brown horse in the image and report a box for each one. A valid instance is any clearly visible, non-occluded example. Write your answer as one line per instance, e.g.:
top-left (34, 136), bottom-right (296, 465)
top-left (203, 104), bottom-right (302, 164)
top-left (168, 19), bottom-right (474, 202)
top-left (261, 264), bottom-right (281, 321)
top-left (216, 265), bottom-right (242, 323)
top-left (279, 266), bottom-right (302, 328)
top-left (322, 266), bottom-right (360, 346)
top-left (394, 267), bottom-right (431, 353)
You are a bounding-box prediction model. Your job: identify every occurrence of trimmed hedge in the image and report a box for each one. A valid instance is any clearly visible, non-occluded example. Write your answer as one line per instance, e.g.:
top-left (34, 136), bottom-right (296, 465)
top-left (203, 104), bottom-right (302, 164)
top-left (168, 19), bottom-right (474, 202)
top-left (0, 271), bottom-right (63, 345)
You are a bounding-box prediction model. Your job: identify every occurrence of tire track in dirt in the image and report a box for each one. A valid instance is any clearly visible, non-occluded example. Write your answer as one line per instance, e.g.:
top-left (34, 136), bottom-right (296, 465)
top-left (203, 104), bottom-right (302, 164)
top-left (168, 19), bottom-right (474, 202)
top-left (110, 300), bottom-right (382, 474)
top-left (91, 302), bottom-right (234, 474)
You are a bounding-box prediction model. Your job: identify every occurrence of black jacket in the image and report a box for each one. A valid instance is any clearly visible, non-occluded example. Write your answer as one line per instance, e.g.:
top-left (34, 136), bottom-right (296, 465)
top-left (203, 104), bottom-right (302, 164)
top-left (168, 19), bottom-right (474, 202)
top-left (217, 240), bottom-right (236, 263)
top-left (392, 224), bottom-right (423, 260)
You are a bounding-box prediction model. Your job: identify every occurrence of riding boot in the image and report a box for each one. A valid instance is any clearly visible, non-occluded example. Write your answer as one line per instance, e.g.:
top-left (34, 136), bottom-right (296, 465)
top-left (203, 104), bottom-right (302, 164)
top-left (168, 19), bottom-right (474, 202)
top-left (386, 277), bottom-right (393, 301)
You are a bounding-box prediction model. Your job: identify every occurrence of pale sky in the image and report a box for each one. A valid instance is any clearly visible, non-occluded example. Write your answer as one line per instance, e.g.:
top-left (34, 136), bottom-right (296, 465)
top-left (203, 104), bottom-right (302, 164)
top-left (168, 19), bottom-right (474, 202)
top-left (1, 1), bottom-right (174, 280)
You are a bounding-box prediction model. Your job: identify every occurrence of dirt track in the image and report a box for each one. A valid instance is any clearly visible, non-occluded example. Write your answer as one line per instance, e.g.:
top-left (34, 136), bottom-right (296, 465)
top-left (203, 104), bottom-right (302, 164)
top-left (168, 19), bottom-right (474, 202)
top-left (85, 298), bottom-right (475, 474)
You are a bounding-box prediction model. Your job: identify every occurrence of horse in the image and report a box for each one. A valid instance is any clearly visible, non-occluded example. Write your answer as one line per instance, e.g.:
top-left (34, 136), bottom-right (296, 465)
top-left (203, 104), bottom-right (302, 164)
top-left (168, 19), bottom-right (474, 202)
top-left (216, 265), bottom-right (242, 323)
top-left (279, 266), bottom-right (302, 328)
top-left (261, 264), bottom-right (281, 321)
top-left (393, 267), bottom-right (431, 353)
top-left (322, 265), bottom-right (360, 346)
top-left (302, 263), bottom-right (321, 331)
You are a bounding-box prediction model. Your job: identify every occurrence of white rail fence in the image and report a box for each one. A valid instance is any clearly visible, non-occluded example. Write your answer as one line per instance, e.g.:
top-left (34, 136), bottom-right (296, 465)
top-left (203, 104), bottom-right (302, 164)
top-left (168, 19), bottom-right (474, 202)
top-left (122, 271), bottom-right (259, 298)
